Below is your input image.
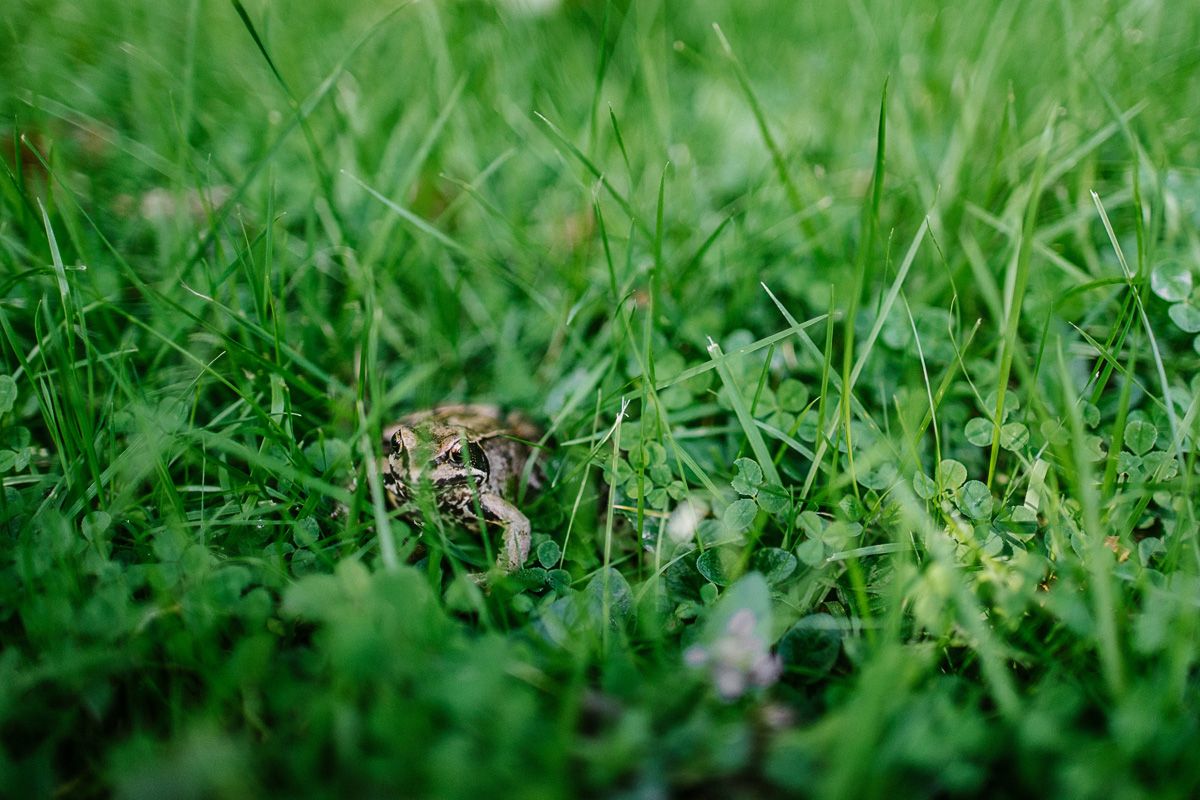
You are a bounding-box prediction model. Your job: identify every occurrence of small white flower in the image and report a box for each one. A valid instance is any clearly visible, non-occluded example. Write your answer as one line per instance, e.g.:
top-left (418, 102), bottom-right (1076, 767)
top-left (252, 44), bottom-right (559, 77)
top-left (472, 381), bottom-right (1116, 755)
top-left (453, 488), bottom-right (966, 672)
top-left (685, 608), bottom-right (782, 700)
top-left (667, 498), bottom-right (709, 546)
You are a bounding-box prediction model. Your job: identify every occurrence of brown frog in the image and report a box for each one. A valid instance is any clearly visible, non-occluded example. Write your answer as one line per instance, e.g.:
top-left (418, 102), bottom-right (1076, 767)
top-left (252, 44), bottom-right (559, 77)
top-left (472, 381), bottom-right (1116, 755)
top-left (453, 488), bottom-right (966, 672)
top-left (382, 404), bottom-right (540, 571)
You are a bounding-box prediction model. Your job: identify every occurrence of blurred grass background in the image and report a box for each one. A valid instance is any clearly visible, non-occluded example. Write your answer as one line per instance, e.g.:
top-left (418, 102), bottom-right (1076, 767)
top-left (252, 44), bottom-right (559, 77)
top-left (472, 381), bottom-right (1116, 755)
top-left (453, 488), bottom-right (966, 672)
top-left (3, 0), bottom-right (1200, 797)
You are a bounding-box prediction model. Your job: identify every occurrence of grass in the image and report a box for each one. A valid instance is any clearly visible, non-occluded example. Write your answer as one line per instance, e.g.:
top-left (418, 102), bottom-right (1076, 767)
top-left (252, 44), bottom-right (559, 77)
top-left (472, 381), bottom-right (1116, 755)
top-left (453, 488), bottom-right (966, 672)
top-left (3, 0), bottom-right (1200, 797)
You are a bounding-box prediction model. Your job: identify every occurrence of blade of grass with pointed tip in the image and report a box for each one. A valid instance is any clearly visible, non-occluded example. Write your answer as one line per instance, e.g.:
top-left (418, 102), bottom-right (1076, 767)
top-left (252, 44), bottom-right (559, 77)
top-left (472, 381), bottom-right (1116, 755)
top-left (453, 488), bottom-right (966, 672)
top-left (707, 338), bottom-right (781, 487)
top-left (535, 111), bottom-right (648, 239)
top-left (712, 23), bottom-right (819, 247)
top-left (988, 116), bottom-right (1054, 488)
top-left (840, 78), bottom-right (889, 497)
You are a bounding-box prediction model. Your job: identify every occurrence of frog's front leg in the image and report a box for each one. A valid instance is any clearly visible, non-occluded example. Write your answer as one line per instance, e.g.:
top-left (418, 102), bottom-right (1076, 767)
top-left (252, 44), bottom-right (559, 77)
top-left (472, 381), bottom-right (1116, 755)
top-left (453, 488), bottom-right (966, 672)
top-left (479, 492), bottom-right (531, 571)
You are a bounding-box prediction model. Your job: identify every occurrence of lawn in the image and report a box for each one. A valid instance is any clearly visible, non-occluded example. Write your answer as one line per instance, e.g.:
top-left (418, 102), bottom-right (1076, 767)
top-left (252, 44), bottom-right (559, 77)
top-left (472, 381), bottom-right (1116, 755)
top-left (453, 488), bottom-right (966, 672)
top-left (3, 0), bottom-right (1200, 797)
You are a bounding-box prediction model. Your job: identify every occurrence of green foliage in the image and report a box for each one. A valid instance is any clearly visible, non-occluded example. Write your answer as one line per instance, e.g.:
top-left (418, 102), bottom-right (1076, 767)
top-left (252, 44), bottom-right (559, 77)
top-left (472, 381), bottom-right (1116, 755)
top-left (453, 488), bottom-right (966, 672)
top-left (3, 0), bottom-right (1200, 797)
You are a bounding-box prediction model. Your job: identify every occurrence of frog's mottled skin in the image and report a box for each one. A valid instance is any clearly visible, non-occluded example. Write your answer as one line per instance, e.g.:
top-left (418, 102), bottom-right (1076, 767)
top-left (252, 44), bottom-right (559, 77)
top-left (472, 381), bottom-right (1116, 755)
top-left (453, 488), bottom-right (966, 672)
top-left (382, 404), bottom-right (539, 571)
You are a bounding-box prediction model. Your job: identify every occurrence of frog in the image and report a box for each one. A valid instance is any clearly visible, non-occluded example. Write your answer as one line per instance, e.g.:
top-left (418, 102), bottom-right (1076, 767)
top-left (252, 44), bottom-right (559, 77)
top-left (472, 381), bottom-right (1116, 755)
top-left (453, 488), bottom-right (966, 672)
top-left (381, 404), bottom-right (541, 572)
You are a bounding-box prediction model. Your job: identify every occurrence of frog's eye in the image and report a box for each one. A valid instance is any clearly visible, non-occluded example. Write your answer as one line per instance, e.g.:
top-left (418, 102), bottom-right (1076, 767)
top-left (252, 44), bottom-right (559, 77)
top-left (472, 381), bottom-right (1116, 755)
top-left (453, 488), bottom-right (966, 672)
top-left (448, 442), bottom-right (489, 472)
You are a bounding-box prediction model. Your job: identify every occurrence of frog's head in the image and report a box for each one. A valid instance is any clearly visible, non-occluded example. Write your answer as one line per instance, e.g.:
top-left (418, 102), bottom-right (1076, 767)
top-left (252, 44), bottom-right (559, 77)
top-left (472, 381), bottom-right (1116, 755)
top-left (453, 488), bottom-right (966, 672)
top-left (385, 421), bottom-right (491, 497)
